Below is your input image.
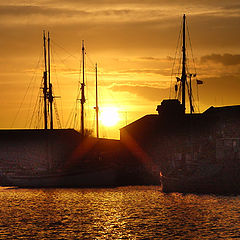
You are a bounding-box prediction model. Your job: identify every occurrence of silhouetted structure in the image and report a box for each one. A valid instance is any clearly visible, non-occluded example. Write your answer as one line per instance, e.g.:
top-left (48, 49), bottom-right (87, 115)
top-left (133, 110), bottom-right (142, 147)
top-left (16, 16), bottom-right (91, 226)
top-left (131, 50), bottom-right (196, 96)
top-left (0, 129), bottom-right (123, 187)
top-left (2, 15), bottom-right (240, 193)
top-left (120, 99), bottom-right (240, 194)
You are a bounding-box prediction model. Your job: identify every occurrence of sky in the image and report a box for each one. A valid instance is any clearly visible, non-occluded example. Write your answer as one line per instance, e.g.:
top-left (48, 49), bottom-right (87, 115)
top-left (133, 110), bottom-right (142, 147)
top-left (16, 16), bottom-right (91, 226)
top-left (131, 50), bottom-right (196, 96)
top-left (1, 0), bottom-right (240, 139)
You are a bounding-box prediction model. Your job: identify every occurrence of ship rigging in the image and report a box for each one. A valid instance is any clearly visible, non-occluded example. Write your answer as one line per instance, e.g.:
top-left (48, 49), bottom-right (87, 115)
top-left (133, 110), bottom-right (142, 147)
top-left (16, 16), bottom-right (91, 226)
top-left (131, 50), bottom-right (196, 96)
top-left (172, 14), bottom-right (203, 114)
top-left (79, 41), bottom-right (99, 137)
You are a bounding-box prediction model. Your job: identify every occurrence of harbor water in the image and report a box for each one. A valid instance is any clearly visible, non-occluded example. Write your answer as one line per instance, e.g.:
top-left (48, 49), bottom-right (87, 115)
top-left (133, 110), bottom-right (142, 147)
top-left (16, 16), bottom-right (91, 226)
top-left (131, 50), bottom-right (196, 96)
top-left (0, 186), bottom-right (240, 239)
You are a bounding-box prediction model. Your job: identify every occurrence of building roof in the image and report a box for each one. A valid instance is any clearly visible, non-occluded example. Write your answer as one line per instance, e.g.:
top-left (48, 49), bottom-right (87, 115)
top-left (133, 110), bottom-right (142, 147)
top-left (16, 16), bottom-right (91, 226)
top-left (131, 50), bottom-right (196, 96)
top-left (120, 104), bottom-right (240, 134)
top-left (203, 105), bottom-right (240, 115)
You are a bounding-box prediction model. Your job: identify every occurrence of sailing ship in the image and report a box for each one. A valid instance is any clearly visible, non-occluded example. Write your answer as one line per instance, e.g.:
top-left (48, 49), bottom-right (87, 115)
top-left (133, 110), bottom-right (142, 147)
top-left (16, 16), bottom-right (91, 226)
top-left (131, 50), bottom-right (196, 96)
top-left (157, 15), bottom-right (240, 194)
top-left (120, 14), bottom-right (240, 194)
top-left (0, 32), bottom-right (121, 188)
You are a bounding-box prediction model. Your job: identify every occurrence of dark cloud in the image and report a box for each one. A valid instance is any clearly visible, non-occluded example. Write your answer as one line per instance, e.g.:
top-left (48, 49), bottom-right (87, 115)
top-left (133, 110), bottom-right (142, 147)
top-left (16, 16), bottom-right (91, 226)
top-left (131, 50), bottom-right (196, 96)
top-left (109, 83), bottom-right (170, 101)
top-left (0, 5), bottom-right (85, 17)
top-left (0, 4), bottom-right (167, 21)
top-left (201, 54), bottom-right (240, 66)
top-left (2, 1), bottom-right (240, 57)
top-left (0, 5), bottom-right (147, 25)
top-left (46, 0), bottom-right (240, 8)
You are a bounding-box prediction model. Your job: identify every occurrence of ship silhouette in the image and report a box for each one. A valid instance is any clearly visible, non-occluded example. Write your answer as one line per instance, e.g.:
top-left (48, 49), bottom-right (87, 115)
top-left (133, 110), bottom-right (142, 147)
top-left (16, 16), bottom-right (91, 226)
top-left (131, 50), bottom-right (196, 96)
top-left (0, 32), bottom-right (123, 188)
top-left (120, 15), bottom-right (240, 194)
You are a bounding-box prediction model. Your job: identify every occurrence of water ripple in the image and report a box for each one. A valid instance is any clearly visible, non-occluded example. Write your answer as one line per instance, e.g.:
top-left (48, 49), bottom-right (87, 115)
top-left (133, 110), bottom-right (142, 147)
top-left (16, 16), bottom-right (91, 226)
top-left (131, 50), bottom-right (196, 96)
top-left (0, 186), bottom-right (239, 239)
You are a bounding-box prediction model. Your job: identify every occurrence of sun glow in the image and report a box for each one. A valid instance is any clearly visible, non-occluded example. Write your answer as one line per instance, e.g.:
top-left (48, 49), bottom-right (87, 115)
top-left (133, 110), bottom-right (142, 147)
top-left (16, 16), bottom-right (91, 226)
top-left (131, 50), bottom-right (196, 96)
top-left (100, 107), bottom-right (120, 127)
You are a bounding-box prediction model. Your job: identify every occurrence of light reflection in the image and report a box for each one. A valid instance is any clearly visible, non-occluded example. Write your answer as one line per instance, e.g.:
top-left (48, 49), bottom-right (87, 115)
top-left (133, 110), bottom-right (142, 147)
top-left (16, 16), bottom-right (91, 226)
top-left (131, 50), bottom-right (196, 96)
top-left (0, 187), bottom-right (240, 239)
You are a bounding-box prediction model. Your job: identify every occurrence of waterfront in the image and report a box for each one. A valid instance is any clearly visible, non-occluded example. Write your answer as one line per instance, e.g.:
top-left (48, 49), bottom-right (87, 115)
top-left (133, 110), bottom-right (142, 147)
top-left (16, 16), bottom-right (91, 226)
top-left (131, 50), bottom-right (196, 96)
top-left (0, 186), bottom-right (239, 239)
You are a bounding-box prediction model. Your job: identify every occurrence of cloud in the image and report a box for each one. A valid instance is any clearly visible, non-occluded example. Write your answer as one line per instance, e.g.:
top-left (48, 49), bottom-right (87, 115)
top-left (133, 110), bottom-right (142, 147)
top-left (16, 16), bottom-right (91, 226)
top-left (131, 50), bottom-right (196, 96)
top-left (196, 74), bottom-right (240, 107)
top-left (138, 57), bottom-right (163, 61)
top-left (2, 1), bottom-right (240, 56)
top-left (119, 69), bottom-right (164, 75)
top-left (0, 5), bottom-right (79, 16)
top-left (109, 83), bottom-right (170, 101)
top-left (45, 0), bottom-right (240, 8)
top-left (201, 54), bottom-right (240, 66)
top-left (0, 4), bottom-right (170, 25)
top-left (220, 3), bottom-right (240, 11)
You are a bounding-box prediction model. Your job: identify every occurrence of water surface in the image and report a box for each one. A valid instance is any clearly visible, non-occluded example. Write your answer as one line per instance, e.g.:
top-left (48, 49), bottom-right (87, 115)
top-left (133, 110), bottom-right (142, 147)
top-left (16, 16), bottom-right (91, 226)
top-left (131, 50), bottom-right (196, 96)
top-left (0, 186), bottom-right (239, 239)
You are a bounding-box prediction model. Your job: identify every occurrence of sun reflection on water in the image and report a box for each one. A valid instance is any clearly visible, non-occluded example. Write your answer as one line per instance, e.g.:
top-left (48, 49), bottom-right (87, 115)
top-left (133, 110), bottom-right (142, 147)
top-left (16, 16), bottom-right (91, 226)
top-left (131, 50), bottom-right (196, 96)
top-left (0, 186), bottom-right (240, 239)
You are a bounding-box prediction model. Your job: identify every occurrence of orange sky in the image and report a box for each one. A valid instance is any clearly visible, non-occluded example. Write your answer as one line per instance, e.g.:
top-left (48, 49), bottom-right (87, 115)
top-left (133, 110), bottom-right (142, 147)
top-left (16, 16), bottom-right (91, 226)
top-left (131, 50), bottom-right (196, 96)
top-left (1, 0), bottom-right (240, 139)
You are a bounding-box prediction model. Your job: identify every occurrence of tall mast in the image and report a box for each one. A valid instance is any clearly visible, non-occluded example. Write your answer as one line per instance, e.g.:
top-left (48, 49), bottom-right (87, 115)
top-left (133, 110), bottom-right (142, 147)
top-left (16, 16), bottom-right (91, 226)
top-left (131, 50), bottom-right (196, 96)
top-left (48, 32), bottom-right (54, 129)
top-left (43, 31), bottom-right (48, 129)
top-left (81, 40), bottom-right (86, 135)
top-left (181, 14), bottom-right (186, 114)
top-left (95, 63), bottom-right (99, 138)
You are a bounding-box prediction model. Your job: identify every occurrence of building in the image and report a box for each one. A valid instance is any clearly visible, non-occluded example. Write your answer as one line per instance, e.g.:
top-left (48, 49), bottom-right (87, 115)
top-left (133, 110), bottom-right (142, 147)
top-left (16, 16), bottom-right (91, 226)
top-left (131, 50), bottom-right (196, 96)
top-left (120, 99), bottom-right (240, 188)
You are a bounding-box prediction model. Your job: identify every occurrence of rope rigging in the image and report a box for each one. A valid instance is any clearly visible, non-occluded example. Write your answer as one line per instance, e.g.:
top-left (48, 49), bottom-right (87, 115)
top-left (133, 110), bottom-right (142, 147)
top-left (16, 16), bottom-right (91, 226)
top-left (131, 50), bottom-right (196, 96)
top-left (11, 53), bottom-right (42, 128)
top-left (171, 15), bottom-right (202, 114)
top-left (13, 32), bottom-right (121, 137)
top-left (25, 32), bottom-right (67, 129)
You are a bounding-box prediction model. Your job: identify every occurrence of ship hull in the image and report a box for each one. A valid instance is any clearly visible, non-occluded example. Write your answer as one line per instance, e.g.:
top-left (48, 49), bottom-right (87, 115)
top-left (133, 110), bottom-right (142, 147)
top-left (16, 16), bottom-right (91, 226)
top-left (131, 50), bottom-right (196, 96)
top-left (160, 163), bottom-right (240, 195)
top-left (160, 175), bottom-right (223, 194)
top-left (6, 169), bottom-right (116, 188)
top-left (0, 129), bottom-right (122, 188)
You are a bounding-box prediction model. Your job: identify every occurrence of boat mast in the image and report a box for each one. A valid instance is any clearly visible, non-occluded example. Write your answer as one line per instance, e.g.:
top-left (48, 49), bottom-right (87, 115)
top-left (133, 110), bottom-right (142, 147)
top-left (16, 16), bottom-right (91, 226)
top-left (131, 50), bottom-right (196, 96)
top-left (48, 32), bottom-right (54, 129)
top-left (43, 31), bottom-right (48, 129)
top-left (181, 14), bottom-right (186, 114)
top-left (81, 40), bottom-right (86, 135)
top-left (95, 63), bottom-right (99, 138)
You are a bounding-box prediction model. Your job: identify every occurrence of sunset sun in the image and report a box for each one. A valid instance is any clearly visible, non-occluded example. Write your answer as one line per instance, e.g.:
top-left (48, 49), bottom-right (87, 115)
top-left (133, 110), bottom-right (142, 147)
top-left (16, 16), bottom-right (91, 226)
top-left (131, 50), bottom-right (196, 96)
top-left (100, 107), bottom-right (120, 127)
